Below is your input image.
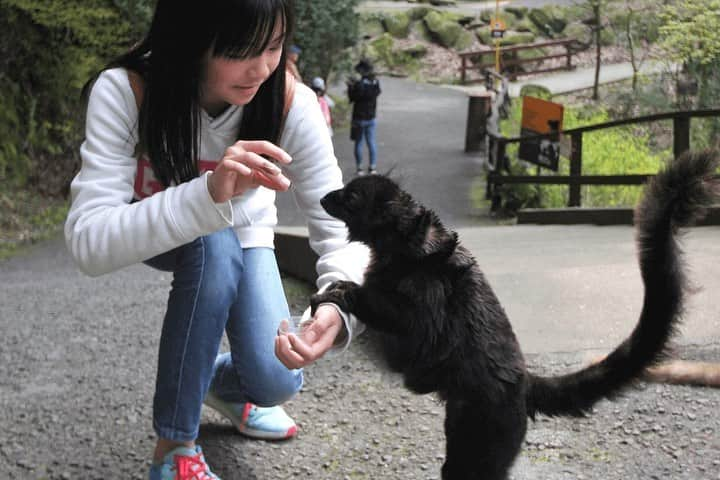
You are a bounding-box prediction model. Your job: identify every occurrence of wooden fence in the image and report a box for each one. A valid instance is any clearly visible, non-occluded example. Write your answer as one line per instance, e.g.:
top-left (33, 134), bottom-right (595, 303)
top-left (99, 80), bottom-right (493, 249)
top-left (486, 108), bottom-right (720, 213)
top-left (459, 38), bottom-right (587, 83)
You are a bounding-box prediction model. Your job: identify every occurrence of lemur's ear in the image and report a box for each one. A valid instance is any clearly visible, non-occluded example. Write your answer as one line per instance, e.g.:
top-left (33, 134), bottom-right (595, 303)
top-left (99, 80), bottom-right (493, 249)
top-left (387, 199), bottom-right (422, 234)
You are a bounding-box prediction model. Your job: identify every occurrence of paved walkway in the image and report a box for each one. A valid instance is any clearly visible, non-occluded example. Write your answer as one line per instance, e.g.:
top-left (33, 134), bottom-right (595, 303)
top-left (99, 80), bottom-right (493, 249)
top-left (276, 76), bottom-right (486, 228)
top-left (507, 60), bottom-right (669, 98)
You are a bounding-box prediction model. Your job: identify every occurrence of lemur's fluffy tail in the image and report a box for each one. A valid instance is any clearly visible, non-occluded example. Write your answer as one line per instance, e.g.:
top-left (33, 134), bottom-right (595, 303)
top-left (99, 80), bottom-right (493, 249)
top-left (526, 150), bottom-right (719, 418)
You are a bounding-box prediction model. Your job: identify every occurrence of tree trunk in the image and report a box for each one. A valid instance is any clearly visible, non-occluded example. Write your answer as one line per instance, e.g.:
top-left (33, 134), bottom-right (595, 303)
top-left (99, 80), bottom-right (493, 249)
top-left (592, 3), bottom-right (601, 100)
top-left (626, 7), bottom-right (638, 91)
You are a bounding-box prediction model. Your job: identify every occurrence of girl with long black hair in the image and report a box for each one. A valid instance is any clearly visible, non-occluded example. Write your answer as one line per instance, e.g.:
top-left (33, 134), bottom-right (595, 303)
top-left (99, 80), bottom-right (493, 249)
top-left (66, 1), bottom-right (367, 478)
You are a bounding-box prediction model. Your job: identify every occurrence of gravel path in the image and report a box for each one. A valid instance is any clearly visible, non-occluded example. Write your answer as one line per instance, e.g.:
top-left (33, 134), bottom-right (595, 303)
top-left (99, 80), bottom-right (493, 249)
top-left (1, 237), bottom-right (718, 480)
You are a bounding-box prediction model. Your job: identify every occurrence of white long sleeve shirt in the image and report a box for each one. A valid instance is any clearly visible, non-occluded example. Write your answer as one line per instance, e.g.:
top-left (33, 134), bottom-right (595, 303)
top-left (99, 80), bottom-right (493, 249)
top-left (65, 67), bottom-right (368, 347)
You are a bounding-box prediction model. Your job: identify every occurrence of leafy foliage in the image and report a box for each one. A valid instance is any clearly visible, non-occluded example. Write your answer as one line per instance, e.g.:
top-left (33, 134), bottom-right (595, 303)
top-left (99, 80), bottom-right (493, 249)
top-left (660, 0), bottom-right (720, 68)
top-left (0, 0), bottom-right (140, 195)
top-left (293, 0), bottom-right (360, 83)
top-left (659, 0), bottom-right (720, 142)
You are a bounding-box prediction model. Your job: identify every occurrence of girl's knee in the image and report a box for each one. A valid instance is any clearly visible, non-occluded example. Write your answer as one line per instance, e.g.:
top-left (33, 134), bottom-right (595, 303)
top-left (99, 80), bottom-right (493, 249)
top-left (248, 368), bottom-right (303, 407)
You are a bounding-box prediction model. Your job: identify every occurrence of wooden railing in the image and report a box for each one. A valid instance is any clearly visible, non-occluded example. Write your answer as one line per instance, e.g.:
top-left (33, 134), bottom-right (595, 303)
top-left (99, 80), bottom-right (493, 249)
top-left (459, 38), bottom-right (587, 84)
top-left (486, 108), bottom-right (720, 211)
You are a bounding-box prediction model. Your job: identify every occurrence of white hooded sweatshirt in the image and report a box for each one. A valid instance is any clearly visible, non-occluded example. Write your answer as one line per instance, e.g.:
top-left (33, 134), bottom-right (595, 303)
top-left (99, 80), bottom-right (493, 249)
top-left (65, 68), bottom-right (368, 347)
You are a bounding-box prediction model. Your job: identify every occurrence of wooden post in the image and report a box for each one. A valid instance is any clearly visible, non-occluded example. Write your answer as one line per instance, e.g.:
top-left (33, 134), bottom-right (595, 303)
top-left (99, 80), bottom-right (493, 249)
top-left (497, 138), bottom-right (507, 171)
top-left (487, 139), bottom-right (507, 212)
top-left (568, 132), bottom-right (583, 207)
top-left (461, 56), bottom-right (467, 84)
top-left (673, 115), bottom-right (691, 159)
top-left (465, 93), bottom-right (492, 153)
top-left (566, 45), bottom-right (572, 69)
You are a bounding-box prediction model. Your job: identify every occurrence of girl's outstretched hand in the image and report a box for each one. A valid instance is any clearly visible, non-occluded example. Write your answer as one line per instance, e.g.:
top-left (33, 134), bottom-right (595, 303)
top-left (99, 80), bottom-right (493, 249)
top-left (208, 140), bottom-right (292, 203)
top-left (274, 305), bottom-right (344, 370)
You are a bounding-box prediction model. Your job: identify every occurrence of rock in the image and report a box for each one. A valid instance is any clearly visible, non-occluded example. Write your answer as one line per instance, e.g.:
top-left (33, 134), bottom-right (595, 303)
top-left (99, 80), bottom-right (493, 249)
top-left (383, 11), bottom-right (412, 39)
top-left (424, 11), bottom-right (470, 49)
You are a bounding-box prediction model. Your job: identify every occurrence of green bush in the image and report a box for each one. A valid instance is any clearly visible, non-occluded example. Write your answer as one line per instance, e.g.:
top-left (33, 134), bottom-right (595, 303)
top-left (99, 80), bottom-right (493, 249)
top-left (0, 0), bottom-right (137, 195)
top-left (294, 0), bottom-right (360, 81)
top-left (0, 79), bottom-right (29, 188)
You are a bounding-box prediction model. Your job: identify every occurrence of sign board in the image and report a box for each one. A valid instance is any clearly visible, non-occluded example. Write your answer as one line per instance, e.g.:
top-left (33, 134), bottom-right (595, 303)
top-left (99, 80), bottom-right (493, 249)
top-left (490, 18), bottom-right (506, 39)
top-left (518, 96), bottom-right (564, 170)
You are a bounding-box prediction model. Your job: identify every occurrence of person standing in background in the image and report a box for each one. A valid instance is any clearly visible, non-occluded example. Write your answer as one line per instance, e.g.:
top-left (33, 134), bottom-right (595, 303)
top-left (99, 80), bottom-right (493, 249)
top-left (311, 76), bottom-right (333, 137)
top-left (347, 59), bottom-right (381, 176)
top-left (287, 44), bottom-right (302, 82)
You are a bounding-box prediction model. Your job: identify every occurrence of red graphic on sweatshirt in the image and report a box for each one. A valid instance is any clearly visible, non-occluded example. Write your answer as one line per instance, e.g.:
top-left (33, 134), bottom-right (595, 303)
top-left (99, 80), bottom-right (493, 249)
top-left (134, 155), bottom-right (218, 199)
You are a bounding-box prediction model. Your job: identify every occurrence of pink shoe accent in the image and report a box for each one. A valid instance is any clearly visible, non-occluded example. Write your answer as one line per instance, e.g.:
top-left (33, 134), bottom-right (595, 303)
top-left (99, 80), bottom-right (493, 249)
top-left (239, 402), bottom-right (254, 431)
top-left (174, 452), bottom-right (213, 480)
top-left (285, 424), bottom-right (298, 438)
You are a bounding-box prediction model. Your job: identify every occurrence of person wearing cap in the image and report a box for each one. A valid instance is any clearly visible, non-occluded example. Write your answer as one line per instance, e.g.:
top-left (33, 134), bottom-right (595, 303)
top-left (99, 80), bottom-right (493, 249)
top-left (311, 77), bottom-right (334, 137)
top-left (347, 59), bottom-right (381, 175)
top-left (287, 44), bottom-right (303, 82)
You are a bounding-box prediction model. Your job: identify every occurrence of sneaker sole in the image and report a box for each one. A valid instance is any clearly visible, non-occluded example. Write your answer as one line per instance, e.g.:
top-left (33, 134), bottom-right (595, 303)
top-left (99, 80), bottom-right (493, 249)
top-left (204, 393), bottom-right (297, 441)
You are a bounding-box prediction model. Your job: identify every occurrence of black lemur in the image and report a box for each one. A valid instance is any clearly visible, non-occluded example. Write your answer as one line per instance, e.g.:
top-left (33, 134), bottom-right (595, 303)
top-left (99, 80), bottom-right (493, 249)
top-left (311, 151), bottom-right (719, 479)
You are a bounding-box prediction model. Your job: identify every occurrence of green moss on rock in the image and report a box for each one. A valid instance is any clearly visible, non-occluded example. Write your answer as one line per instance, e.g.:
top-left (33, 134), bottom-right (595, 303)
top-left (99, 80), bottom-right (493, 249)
top-left (408, 6), bottom-right (432, 21)
top-left (424, 10), bottom-right (465, 48)
top-left (505, 6), bottom-right (528, 19)
top-left (564, 22), bottom-right (591, 45)
top-left (402, 43), bottom-right (428, 58)
top-left (367, 32), bottom-right (421, 74)
top-left (528, 9), bottom-right (553, 37)
top-left (541, 5), bottom-right (568, 34)
top-left (519, 84), bottom-right (552, 100)
top-left (359, 13), bottom-right (386, 38)
top-left (455, 29), bottom-right (475, 51)
top-left (476, 28), bottom-right (493, 46)
top-left (515, 18), bottom-right (537, 33)
top-left (410, 18), bottom-right (434, 42)
top-left (383, 11), bottom-right (411, 38)
top-left (499, 32), bottom-right (536, 46)
top-left (529, 7), bottom-right (567, 37)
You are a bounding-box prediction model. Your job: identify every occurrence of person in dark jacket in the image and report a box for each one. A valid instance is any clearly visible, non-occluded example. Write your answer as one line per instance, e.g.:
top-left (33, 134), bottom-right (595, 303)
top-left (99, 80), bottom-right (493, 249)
top-left (348, 59), bottom-right (381, 175)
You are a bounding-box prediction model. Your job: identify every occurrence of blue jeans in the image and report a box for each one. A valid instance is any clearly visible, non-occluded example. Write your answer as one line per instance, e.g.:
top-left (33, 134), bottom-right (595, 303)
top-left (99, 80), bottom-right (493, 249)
top-left (144, 228), bottom-right (303, 442)
top-left (353, 118), bottom-right (377, 170)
